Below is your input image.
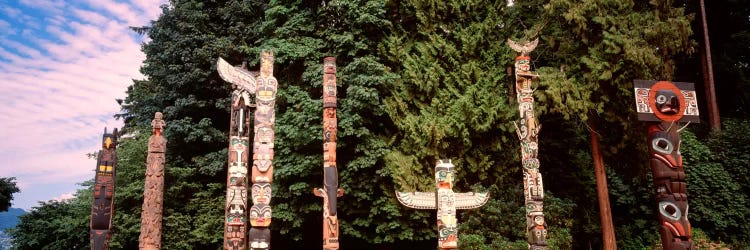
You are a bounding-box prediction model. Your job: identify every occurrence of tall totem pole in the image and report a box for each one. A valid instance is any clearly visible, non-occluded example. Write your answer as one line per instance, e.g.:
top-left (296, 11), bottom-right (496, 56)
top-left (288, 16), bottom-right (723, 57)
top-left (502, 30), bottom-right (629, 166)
top-left (508, 38), bottom-right (548, 249)
top-left (396, 159), bottom-right (489, 249)
top-left (634, 80), bottom-right (700, 250)
top-left (90, 128), bottom-right (118, 250)
top-left (217, 51), bottom-right (277, 250)
top-left (313, 57), bottom-right (345, 250)
top-left (139, 112), bottom-right (167, 250)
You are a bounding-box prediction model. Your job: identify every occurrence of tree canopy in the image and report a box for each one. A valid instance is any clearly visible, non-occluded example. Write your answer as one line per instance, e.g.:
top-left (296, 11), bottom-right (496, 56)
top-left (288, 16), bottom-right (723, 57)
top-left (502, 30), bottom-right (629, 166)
top-left (0, 177), bottom-right (20, 212)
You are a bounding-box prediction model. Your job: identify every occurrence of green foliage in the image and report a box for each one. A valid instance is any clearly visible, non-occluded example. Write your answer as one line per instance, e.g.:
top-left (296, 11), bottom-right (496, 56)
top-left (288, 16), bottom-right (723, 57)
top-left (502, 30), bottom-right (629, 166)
top-left (0, 177), bottom-right (20, 212)
top-left (383, 0), bottom-right (518, 181)
top-left (459, 187), bottom-right (575, 249)
top-left (115, 1), bottom-right (268, 248)
top-left (9, 182), bottom-right (93, 250)
top-left (680, 119), bottom-right (750, 247)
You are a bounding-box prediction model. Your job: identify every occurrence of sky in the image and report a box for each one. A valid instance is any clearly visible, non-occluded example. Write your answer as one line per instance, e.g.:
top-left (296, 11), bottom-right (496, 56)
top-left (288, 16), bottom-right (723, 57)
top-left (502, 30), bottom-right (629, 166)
top-left (0, 0), bottom-right (167, 211)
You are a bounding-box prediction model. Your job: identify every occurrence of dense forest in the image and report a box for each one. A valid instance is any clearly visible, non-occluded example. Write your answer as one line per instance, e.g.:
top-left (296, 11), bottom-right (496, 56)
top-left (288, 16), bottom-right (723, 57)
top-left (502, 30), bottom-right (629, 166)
top-left (8, 0), bottom-right (750, 249)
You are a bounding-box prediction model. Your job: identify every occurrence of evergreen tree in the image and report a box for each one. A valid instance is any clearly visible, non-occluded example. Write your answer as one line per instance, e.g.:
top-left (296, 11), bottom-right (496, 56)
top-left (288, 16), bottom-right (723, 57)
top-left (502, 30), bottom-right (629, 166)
top-left (534, 0), bottom-right (695, 248)
top-left (9, 182), bottom-right (92, 250)
top-left (0, 177), bottom-right (20, 212)
top-left (117, 1), bottom-right (268, 248)
top-left (382, 0), bottom-right (575, 248)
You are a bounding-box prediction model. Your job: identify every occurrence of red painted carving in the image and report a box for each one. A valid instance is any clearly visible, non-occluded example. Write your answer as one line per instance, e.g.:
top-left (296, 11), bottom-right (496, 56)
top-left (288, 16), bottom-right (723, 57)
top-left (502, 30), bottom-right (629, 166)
top-left (635, 80), bottom-right (698, 249)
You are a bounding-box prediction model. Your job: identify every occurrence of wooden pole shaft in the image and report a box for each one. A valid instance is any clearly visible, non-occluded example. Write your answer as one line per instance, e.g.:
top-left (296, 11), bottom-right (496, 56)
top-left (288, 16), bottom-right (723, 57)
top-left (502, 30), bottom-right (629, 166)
top-left (589, 123), bottom-right (616, 250)
top-left (314, 57), bottom-right (343, 250)
top-left (139, 113), bottom-right (167, 250)
top-left (700, 0), bottom-right (721, 131)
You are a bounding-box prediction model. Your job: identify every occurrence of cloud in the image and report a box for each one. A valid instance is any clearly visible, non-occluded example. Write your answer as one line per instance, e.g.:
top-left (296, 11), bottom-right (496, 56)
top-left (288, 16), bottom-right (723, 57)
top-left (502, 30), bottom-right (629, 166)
top-left (52, 192), bottom-right (76, 202)
top-left (0, 0), bottom-right (167, 210)
top-left (0, 19), bottom-right (17, 36)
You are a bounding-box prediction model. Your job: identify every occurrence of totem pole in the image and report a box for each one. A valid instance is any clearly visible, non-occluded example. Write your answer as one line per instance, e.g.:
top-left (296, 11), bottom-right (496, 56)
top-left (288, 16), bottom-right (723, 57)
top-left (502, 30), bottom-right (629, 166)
top-left (508, 38), bottom-right (548, 249)
top-left (313, 57), bottom-right (345, 250)
top-left (217, 50), bottom-right (277, 250)
top-left (139, 112), bottom-right (167, 250)
top-left (90, 128), bottom-right (118, 250)
top-left (396, 159), bottom-right (489, 249)
top-left (633, 80), bottom-right (700, 250)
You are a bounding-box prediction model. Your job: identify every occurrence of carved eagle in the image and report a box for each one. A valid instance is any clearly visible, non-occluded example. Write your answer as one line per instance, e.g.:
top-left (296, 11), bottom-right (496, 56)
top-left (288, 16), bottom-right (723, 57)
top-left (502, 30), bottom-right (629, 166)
top-left (396, 192), bottom-right (436, 210)
top-left (396, 191), bottom-right (490, 210)
top-left (507, 38), bottom-right (539, 56)
top-left (217, 57), bottom-right (258, 93)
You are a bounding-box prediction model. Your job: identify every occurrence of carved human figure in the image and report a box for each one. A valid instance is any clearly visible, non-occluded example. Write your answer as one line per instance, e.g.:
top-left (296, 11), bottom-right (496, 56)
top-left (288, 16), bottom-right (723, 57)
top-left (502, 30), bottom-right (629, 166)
top-left (140, 112), bottom-right (167, 250)
top-left (151, 112), bottom-right (166, 136)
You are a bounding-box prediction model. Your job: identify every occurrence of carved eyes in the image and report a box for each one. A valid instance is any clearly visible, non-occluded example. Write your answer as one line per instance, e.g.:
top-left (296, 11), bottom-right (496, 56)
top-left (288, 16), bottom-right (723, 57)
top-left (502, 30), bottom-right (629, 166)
top-left (654, 90), bottom-right (680, 114)
top-left (439, 227), bottom-right (456, 237)
top-left (656, 94), bottom-right (667, 104)
top-left (658, 201), bottom-right (682, 221)
top-left (651, 137), bottom-right (674, 155)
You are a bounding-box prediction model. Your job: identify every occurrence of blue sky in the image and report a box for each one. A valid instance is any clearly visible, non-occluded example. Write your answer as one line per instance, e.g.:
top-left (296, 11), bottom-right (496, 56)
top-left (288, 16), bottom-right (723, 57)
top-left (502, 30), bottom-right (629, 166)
top-left (0, 0), bottom-right (166, 210)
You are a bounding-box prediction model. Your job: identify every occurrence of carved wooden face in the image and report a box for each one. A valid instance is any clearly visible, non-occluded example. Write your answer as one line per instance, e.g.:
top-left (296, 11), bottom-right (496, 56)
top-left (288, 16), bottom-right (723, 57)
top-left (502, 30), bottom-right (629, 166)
top-left (227, 204), bottom-right (246, 225)
top-left (252, 160), bottom-right (273, 183)
top-left (251, 183), bottom-right (272, 205)
top-left (437, 221), bottom-right (458, 247)
top-left (658, 200), bottom-right (691, 238)
top-left (249, 204), bottom-right (272, 227)
top-left (97, 151), bottom-right (115, 175)
top-left (515, 58), bottom-right (531, 72)
top-left (256, 78), bottom-right (277, 104)
top-left (654, 90), bottom-right (681, 115)
top-left (324, 79), bottom-right (336, 97)
top-left (256, 127), bottom-right (274, 144)
top-left (231, 137), bottom-right (249, 152)
top-left (649, 129), bottom-right (681, 168)
top-left (435, 169), bottom-right (453, 189)
top-left (642, 81), bottom-right (690, 122)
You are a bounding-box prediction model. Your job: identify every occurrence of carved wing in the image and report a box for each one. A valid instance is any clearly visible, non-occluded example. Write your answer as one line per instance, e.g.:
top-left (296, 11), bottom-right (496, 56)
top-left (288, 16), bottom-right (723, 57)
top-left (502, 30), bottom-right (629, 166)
top-left (395, 192), bottom-right (436, 210)
top-left (217, 57), bottom-right (257, 93)
top-left (455, 192), bottom-right (490, 210)
top-left (507, 38), bottom-right (539, 55)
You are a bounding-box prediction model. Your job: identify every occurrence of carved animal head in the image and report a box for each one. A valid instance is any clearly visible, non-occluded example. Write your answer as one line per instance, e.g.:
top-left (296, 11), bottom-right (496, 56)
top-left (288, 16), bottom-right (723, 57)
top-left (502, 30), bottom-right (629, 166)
top-left (654, 89), bottom-right (681, 115)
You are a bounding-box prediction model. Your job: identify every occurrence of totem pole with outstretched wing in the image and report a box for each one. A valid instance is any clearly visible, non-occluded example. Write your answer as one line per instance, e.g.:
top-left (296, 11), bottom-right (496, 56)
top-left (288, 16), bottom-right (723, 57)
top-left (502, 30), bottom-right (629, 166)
top-left (396, 159), bottom-right (489, 249)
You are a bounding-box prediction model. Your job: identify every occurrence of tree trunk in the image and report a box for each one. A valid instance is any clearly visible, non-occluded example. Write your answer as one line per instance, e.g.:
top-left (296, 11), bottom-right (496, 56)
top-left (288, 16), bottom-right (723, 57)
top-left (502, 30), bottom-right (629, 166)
top-left (589, 122), bottom-right (616, 250)
top-left (700, 0), bottom-right (721, 131)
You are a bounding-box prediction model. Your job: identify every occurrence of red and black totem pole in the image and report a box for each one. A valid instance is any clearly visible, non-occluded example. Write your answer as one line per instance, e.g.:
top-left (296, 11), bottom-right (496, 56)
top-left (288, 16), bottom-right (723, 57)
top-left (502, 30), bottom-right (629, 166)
top-left (217, 51), bottom-right (276, 250)
top-left (313, 57), bottom-right (344, 250)
top-left (90, 128), bottom-right (118, 250)
top-left (139, 112), bottom-right (167, 250)
top-left (508, 38), bottom-right (548, 250)
top-left (634, 80), bottom-right (700, 250)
